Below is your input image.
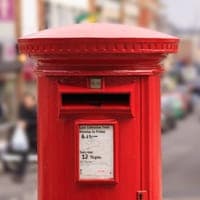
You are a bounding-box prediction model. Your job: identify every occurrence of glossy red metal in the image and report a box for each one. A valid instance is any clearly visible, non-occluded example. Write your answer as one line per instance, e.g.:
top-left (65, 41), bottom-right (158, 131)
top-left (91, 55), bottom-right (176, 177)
top-left (18, 23), bottom-right (179, 200)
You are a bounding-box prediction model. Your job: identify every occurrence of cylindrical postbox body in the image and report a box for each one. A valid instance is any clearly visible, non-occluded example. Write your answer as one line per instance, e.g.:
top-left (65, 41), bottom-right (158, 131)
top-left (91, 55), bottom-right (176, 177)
top-left (18, 24), bottom-right (179, 200)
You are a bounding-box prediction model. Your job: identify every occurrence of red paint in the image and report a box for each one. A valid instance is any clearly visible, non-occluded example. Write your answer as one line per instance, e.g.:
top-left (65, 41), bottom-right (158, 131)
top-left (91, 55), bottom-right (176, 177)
top-left (18, 23), bottom-right (179, 200)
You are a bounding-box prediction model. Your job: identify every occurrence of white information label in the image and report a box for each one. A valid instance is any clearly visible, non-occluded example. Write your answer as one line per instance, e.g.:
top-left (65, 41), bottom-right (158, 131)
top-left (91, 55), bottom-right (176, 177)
top-left (79, 124), bottom-right (114, 180)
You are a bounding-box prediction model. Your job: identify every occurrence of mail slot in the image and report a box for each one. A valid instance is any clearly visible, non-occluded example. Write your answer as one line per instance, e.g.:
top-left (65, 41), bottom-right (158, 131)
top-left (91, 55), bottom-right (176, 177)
top-left (18, 23), bottom-right (179, 200)
top-left (61, 93), bottom-right (130, 106)
top-left (57, 80), bottom-right (135, 117)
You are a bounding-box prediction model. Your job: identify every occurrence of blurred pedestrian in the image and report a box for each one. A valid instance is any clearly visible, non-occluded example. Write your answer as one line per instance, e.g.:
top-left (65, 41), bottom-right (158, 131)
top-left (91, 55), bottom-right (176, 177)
top-left (18, 92), bottom-right (37, 152)
top-left (12, 92), bottom-right (37, 182)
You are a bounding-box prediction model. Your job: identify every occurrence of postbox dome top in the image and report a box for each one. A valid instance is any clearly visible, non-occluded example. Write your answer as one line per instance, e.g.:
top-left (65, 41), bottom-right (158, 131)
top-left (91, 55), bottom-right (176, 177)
top-left (18, 23), bottom-right (179, 56)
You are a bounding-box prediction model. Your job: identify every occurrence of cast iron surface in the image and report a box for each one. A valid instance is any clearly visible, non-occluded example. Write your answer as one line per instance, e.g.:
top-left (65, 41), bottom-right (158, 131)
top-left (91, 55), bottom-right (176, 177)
top-left (18, 23), bottom-right (179, 56)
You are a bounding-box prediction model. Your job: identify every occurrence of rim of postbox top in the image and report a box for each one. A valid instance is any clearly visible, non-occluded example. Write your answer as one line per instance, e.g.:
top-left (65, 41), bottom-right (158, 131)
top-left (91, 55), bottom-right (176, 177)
top-left (18, 23), bottom-right (179, 57)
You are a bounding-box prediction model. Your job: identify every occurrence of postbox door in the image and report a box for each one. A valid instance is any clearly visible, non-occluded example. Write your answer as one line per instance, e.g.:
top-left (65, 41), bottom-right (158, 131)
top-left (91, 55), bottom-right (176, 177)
top-left (61, 79), bottom-right (141, 200)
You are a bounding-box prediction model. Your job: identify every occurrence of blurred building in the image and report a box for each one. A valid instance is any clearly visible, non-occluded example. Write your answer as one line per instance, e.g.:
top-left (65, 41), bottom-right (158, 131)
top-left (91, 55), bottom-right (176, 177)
top-left (43, 0), bottom-right (161, 28)
top-left (0, 0), bottom-right (42, 120)
top-left (0, 0), bottom-right (20, 120)
top-left (44, 0), bottom-right (88, 27)
top-left (138, 0), bottom-right (161, 28)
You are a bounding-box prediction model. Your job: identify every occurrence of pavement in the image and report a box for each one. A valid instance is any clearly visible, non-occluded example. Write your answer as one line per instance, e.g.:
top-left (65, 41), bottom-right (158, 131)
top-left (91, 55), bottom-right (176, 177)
top-left (0, 113), bottom-right (199, 200)
top-left (162, 113), bottom-right (200, 200)
top-left (0, 169), bottom-right (37, 200)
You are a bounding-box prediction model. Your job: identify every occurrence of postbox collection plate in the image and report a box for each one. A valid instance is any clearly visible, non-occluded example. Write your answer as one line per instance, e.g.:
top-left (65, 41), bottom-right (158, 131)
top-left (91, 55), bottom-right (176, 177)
top-left (75, 119), bottom-right (119, 183)
top-left (79, 124), bottom-right (113, 179)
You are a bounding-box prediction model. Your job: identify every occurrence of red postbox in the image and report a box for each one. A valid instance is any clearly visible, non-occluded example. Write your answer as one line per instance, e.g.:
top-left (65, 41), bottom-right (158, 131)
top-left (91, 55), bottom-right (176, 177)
top-left (18, 23), bottom-right (179, 200)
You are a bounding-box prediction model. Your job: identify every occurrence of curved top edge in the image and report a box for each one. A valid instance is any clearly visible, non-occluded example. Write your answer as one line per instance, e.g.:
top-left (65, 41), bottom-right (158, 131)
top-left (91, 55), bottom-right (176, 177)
top-left (19, 23), bottom-right (179, 40)
top-left (18, 23), bottom-right (179, 56)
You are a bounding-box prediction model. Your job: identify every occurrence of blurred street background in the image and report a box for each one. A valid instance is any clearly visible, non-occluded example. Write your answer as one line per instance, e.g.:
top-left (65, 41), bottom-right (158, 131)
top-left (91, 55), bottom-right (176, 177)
top-left (0, 0), bottom-right (200, 200)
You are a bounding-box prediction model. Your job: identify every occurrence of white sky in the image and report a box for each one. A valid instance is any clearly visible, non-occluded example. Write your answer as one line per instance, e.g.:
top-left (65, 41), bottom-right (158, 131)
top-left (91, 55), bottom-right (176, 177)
top-left (161, 0), bottom-right (200, 29)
